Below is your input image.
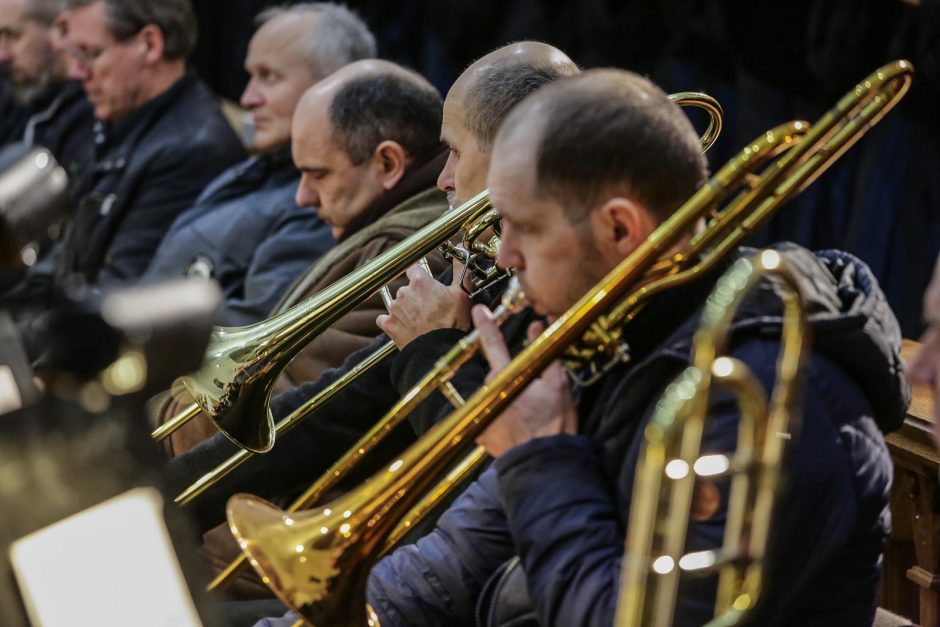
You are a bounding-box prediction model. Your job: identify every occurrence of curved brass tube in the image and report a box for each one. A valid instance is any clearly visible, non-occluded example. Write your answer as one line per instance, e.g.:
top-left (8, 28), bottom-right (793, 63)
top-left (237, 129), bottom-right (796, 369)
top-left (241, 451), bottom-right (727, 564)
top-left (670, 91), bottom-right (723, 151)
top-left (616, 249), bottom-right (808, 627)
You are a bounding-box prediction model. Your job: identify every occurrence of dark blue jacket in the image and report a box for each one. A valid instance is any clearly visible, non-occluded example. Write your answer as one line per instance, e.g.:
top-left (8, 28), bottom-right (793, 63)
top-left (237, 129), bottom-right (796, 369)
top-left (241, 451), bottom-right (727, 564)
top-left (365, 245), bottom-right (909, 627)
top-left (141, 147), bottom-right (333, 326)
top-left (49, 72), bottom-right (245, 287)
top-left (21, 81), bottom-right (95, 188)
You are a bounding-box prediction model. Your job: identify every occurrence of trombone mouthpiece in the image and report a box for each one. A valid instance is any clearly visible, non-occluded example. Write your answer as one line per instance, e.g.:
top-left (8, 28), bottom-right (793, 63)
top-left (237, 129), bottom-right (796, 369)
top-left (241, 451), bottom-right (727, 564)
top-left (497, 278), bottom-right (527, 319)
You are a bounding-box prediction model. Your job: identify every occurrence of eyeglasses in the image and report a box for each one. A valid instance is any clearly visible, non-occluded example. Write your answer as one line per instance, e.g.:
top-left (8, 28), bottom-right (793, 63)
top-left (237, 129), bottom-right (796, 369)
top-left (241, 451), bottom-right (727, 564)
top-left (65, 41), bottom-right (126, 71)
top-left (63, 27), bottom-right (140, 72)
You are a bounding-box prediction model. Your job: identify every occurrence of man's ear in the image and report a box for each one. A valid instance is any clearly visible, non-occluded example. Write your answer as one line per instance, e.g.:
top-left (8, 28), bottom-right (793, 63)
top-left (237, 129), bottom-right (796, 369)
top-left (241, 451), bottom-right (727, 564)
top-left (372, 140), bottom-right (410, 190)
top-left (138, 24), bottom-right (166, 64)
top-left (594, 196), bottom-right (657, 257)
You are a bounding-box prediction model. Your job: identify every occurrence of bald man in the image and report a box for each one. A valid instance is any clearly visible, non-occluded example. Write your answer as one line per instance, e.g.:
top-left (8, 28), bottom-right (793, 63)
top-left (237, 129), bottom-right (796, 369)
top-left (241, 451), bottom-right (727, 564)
top-left (377, 41), bottom-right (580, 349)
top-left (166, 43), bottom-right (578, 602)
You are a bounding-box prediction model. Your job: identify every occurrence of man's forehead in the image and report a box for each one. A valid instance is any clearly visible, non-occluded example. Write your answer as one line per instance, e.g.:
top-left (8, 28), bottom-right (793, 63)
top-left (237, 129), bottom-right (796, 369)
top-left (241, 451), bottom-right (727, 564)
top-left (0, 0), bottom-right (23, 25)
top-left (64, 3), bottom-right (112, 42)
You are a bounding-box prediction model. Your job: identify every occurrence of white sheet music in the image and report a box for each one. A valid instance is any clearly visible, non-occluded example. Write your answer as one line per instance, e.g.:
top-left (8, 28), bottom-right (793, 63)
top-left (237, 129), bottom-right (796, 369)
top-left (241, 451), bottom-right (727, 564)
top-left (9, 487), bottom-right (203, 627)
top-left (0, 365), bottom-right (23, 415)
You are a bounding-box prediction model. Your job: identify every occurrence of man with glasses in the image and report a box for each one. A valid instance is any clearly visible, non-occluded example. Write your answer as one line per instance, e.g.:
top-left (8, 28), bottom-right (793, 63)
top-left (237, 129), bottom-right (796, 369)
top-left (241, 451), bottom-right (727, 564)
top-left (0, 0), bottom-right (93, 185)
top-left (31, 0), bottom-right (245, 289)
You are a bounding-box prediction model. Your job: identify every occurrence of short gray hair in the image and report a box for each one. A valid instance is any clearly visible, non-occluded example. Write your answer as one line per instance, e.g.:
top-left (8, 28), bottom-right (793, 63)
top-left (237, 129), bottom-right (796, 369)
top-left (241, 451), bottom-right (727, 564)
top-left (256, 3), bottom-right (376, 79)
top-left (23, 0), bottom-right (61, 26)
top-left (62, 0), bottom-right (197, 60)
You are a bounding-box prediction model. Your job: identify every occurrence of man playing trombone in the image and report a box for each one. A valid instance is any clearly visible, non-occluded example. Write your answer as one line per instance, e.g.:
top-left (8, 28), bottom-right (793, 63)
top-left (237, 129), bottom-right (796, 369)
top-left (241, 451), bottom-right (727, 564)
top-left (354, 70), bottom-right (909, 626)
top-left (166, 41), bottom-right (579, 598)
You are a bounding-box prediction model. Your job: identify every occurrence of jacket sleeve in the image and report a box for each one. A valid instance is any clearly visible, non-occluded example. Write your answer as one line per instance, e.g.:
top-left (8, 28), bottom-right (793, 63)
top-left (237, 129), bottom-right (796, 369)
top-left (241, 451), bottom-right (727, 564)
top-left (492, 340), bottom-right (879, 627)
top-left (389, 327), bottom-right (488, 436)
top-left (218, 210), bottom-right (334, 327)
top-left (389, 308), bottom-right (535, 436)
top-left (97, 143), bottom-right (240, 286)
top-left (368, 466), bottom-right (517, 627)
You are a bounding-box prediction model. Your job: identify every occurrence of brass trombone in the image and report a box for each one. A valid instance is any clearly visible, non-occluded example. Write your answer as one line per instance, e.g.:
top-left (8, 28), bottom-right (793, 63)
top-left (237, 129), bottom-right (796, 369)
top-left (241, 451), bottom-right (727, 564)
top-left (616, 249), bottom-right (807, 627)
top-left (152, 190), bottom-right (495, 453)
top-left (172, 92), bottom-right (724, 506)
top-left (222, 60), bottom-right (911, 626)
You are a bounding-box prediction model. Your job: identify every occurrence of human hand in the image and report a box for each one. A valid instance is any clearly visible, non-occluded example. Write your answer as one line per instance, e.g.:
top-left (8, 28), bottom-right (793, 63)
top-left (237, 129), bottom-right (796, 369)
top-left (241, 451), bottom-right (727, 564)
top-left (473, 304), bottom-right (577, 457)
top-left (377, 257), bottom-right (473, 349)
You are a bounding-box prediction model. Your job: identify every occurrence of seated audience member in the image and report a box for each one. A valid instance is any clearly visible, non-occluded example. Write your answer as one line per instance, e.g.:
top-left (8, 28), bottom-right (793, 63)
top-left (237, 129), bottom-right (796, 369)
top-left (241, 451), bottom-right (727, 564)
top-left (163, 59), bottom-right (449, 455)
top-left (0, 0), bottom-right (93, 181)
top-left (356, 70), bottom-right (908, 627)
top-left (0, 41), bottom-right (29, 144)
top-left (909, 252), bottom-right (940, 446)
top-left (143, 3), bottom-right (377, 326)
top-left (165, 43), bottom-right (578, 599)
top-left (35, 0), bottom-right (245, 289)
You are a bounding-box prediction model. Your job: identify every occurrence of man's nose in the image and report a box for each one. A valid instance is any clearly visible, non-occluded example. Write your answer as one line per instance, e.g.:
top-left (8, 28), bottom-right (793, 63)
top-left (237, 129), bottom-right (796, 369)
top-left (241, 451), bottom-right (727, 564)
top-left (67, 58), bottom-right (90, 81)
top-left (240, 80), bottom-right (263, 109)
top-left (437, 152), bottom-right (457, 194)
top-left (296, 181), bottom-right (320, 209)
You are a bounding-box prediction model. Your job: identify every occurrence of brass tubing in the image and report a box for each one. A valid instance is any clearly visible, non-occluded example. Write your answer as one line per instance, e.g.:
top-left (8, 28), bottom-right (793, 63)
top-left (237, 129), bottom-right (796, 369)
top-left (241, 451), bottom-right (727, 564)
top-left (152, 402), bottom-right (200, 441)
top-left (162, 190), bottom-right (493, 454)
top-left (208, 283), bottom-right (524, 592)
top-left (176, 342), bottom-right (398, 506)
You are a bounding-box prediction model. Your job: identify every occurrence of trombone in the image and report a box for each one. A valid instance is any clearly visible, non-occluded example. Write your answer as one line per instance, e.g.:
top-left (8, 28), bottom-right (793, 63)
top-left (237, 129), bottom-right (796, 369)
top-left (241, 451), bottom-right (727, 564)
top-left (151, 190), bottom-right (495, 453)
top-left (616, 249), bottom-right (807, 627)
top-left (172, 92), bottom-right (725, 506)
top-left (221, 60), bottom-right (911, 626)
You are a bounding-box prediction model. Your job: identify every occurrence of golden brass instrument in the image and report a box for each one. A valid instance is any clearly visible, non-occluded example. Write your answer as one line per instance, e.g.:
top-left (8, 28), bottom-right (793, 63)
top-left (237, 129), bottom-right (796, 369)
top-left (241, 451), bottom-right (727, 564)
top-left (222, 60), bottom-right (910, 627)
top-left (172, 92), bottom-right (724, 506)
top-left (616, 249), bottom-right (807, 627)
top-left (206, 280), bottom-right (526, 590)
top-left (151, 190), bottom-right (494, 453)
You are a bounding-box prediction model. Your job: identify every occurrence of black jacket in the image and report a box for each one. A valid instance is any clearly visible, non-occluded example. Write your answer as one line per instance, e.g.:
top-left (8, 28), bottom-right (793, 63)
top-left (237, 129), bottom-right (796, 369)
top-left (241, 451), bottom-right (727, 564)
top-left (53, 72), bottom-right (245, 287)
top-left (21, 81), bottom-right (95, 189)
top-left (0, 80), bottom-right (28, 146)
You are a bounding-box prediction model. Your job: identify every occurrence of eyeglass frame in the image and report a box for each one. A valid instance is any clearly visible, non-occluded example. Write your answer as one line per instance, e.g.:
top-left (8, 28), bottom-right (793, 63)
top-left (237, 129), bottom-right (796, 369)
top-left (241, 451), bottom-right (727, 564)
top-left (60, 25), bottom-right (142, 72)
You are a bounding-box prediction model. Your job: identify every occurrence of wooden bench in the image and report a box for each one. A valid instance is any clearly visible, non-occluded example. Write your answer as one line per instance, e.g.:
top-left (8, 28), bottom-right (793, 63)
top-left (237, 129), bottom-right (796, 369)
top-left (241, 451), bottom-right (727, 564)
top-left (882, 340), bottom-right (939, 626)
